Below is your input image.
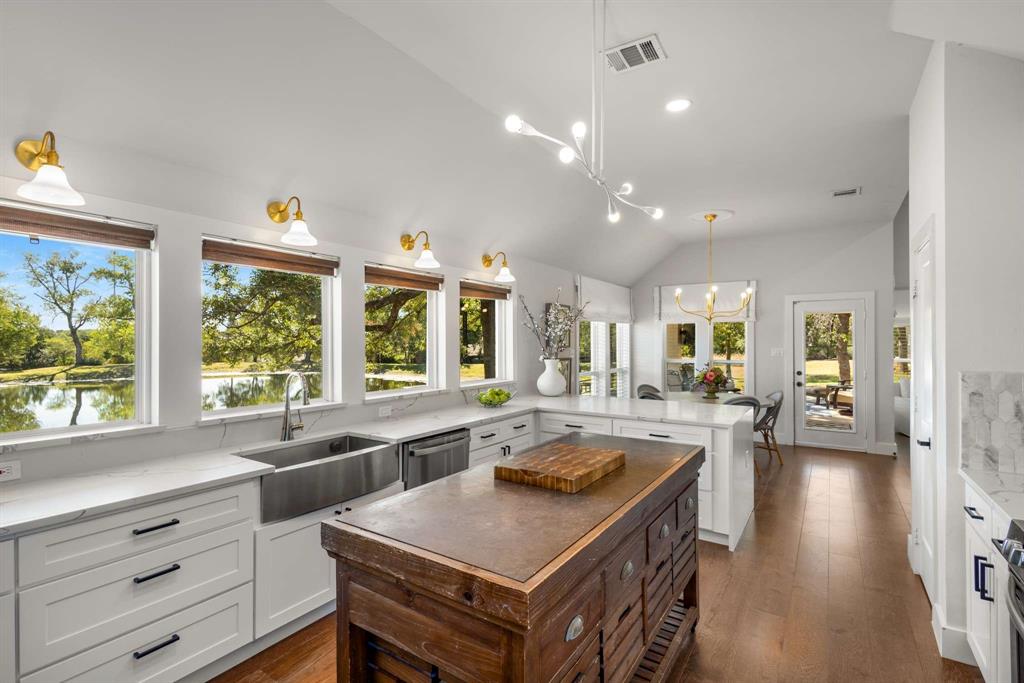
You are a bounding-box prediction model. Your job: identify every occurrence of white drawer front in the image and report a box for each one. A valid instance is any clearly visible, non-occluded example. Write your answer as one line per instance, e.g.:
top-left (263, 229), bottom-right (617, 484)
top-left (500, 415), bottom-right (535, 442)
top-left (0, 540), bottom-right (13, 595)
top-left (469, 442), bottom-right (503, 467)
top-left (20, 521), bottom-right (253, 672)
top-left (21, 583), bottom-right (253, 683)
top-left (612, 421), bottom-right (714, 492)
top-left (964, 481), bottom-right (994, 541)
top-left (698, 490), bottom-right (712, 530)
top-left (255, 509), bottom-right (334, 638)
top-left (470, 423), bottom-right (505, 450)
top-left (1, 593), bottom-right (13, 683)
top-left (538, 412), bottom-right (613, 436)
top-left (19, 482), bottom-right (255, 587)
top-left (505, 433), bottom-right (535, 457)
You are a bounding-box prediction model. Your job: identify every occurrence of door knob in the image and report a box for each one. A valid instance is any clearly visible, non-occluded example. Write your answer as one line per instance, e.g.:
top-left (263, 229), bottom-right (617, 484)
top-left (917, 438), bottom-right (931, 449)
top-left (796, 381), bottom-right (803, 387)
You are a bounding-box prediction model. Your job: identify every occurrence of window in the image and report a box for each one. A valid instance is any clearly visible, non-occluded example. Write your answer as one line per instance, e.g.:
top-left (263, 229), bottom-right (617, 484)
top-left (459, 280), bottom-right (511, 384)
top-left (0, 204), bottom-right (153, 435)
top-left (663, 320), bottom-right (752, 394)
top-left (893, 324), bottom-right (911, 382)
top-left (201, 240), bottom-right (336, 412)
top-left (364, 265), bottom-right (442, 394)
top-left (578, 321), bottom-right (630, 397)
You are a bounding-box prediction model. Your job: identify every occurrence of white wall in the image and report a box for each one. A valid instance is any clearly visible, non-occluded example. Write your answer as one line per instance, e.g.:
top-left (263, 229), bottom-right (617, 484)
top-left (631, 220), bottom-right (896, 453)
top-left (0, 176), bottom-right (575, 482)
top-left (909, 40), bottom-right (1024, 656)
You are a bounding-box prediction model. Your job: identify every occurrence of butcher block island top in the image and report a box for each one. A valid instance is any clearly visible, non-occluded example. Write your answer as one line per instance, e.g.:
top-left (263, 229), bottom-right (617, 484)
top-left (322, 433), bottom-right (706, 683)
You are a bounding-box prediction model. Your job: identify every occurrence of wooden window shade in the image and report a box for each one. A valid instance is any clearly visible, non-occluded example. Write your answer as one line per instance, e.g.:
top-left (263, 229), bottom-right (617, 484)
top-left (364, 264), bottom-right (443, 291)
top-left (460, 280), bottom-right (511, 300)
top-left (202, 240), bottom-right (337, 276)
top-left (0, 204), bottom-right (154, 250)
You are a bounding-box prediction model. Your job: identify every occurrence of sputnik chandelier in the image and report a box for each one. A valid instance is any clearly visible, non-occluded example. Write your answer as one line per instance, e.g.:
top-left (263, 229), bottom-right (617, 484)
top-left (503, 0), bottom-right (663, 224)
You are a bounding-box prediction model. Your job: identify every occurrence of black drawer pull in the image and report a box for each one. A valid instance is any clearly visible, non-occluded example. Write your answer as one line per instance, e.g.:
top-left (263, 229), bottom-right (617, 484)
top-left (565, 423), bottom-right (584, 429)
top-left (480, 432), bottom-right (497, 440)
top-left (963, 505), bottom-right (985, 521)
top-left (133, 563), bottom-right (181, 584)
top-left (513, 423), bottom-right (527, 430)
top-left (132, 518), bottom-right (180, 536)
top-left (648, 433), bottom-right (671, 439)
top-left (133, 633), bottom-right (180, 659)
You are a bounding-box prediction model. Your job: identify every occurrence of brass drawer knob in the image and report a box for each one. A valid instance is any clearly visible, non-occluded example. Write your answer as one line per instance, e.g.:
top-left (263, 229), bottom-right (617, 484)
top-left (565, 615), bottom-right (584, 642)
top-left (620, 559), bottom-right (635, 581)
top-left (659, 523), bottom-right (670, 539)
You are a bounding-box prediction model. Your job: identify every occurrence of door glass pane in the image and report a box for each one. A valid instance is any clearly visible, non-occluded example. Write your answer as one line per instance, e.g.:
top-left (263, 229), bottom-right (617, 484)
top-left (665, 323), bottom-right (695, 359)
top-left (803, 312), bottom-right (854, 431)
top-left (712, 322), bottom-right (745, 391)
top-left (665, 362), bottom-right (695, 392)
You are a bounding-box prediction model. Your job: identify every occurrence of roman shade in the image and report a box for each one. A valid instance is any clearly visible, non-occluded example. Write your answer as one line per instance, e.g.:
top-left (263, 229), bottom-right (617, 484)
top-left (202, 239), bottom-right (338, 276)
top-left (576, 274), bottom-right (632, 323)
top-left (365, 264), bottom-right (444, 291)
top-left (656, 280), bottom-right (757, 322)
top-left (0, 202), bottom-right (155, 250)
top-left (459, 280), bottom-right (511, 300)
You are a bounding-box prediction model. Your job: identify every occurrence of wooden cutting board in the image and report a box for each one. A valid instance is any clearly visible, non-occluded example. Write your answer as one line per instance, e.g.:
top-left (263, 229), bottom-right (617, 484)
top-left (493, 441), bottom-right (625, 493)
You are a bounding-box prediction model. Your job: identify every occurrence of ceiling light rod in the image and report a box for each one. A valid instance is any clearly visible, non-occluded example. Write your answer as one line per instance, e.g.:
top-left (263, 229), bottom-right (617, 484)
top-left (675, 212), bottom-right (752, 323)
top-left (503, 0), bottom-right (663, 223)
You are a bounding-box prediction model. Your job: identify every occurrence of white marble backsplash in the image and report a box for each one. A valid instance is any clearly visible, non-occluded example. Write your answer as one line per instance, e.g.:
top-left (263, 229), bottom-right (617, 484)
top-left (961, 371), bottom-right (1024, 472)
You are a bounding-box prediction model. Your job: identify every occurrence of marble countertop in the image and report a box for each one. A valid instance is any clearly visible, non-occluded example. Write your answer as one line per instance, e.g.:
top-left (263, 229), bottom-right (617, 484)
top-left (960, 467), bottom-right (1024, 521)
top-left (346, 395), bottom-right (752, 443)
top-left (0, 450), bottom-right (273, 537)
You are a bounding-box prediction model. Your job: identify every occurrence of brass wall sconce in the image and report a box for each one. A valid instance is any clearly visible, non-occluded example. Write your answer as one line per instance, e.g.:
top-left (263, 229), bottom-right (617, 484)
top-left (481, 251), bottom-right (516, 283)
top-left (267, 195), bottom-right (317, 246)
top-left (400, 230), bottom-right (440, 269)
top-left (15, 130), bottom-right (85, 206)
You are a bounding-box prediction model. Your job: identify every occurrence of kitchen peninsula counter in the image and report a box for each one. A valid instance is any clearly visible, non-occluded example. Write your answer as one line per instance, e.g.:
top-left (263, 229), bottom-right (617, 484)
top-left (321, 432), bottom-right (705, 682)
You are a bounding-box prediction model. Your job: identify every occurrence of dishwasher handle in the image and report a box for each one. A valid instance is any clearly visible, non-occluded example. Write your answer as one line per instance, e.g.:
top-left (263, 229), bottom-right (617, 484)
top-left (409, 437), bottom-right (471, 458)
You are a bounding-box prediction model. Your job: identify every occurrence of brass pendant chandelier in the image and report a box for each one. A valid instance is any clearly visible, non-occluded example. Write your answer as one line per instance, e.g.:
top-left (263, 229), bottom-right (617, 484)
top-left (674, 211), bottom-right (752, 323)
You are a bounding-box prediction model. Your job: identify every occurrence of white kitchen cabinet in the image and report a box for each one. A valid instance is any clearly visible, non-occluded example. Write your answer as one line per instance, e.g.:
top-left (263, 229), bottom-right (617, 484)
top-left (1, 593), bottom-right (14, 683)
top-left (254, 481), bottom-right (403, 638)
top-left (612, 420), bottom-right (714, 491)
top-left (0, 540), bottom-right (13, 595)
top-left (538, 412), bottom-right (613, 436)
top-left (469, 442), bottom-right (503, 467)
top-left (965, 521), bottom-right (997, 680)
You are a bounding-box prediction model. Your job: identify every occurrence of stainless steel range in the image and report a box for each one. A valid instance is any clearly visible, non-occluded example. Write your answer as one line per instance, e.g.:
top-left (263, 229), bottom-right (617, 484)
top-left (995, 521), bottom-right (1024, 682)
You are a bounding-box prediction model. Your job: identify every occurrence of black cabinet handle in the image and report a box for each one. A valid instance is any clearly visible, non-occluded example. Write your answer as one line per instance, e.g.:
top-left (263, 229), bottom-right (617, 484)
top-left (648, 433), bottom-right (671, 439)
top-left (133, 634), bottom-right (179, 659)
top-left (973, 554), bottom-right (982, 593)
top-left (133, 563), bottom-right (181, 584)
top-left (917, 438), bottom-right (931, 448)
top-left (480, 432), bottom-right (497, 440)
top-left (513, 424), bottom-right (527, 430)
top-left (565, 424), bottom-right (584, 429)
top-left (132, 518), bottom-right (180, 536)
top-left (980, 560), bottom-right (995, 602)
top-left (964, 506), bottom-right (985, 521)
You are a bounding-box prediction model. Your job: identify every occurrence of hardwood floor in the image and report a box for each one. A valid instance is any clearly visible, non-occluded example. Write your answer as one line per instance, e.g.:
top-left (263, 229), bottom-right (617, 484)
top-left (215, 440), bottom-right (982, 683)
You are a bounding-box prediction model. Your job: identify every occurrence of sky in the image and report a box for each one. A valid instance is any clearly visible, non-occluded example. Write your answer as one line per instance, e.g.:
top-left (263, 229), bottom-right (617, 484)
top-left (0, 231), bottom-right (132, 329)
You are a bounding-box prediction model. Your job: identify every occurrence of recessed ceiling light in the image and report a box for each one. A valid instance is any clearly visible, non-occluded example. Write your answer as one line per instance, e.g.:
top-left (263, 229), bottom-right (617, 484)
top-left (665, 98), bottom-right (692, 113)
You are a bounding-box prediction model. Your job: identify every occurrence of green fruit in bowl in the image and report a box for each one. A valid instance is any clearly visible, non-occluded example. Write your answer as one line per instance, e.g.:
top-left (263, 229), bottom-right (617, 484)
top-left (478, 388), bottom-right (513, 406)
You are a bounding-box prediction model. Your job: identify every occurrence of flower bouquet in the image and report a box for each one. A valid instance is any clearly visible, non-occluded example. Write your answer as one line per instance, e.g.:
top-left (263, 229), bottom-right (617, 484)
top-left (697, 364), bottom-right (727, 400)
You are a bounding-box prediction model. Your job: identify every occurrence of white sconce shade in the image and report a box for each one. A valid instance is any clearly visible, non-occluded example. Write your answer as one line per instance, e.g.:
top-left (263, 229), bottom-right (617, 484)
top-left (17, 164), bottom-right (85, 206)
top-left (414, 248), bottom-right (440, 269)
top-left (280, 218), bottom-right (317, 246)
top-left (495, 265), bottom-right (516, 283)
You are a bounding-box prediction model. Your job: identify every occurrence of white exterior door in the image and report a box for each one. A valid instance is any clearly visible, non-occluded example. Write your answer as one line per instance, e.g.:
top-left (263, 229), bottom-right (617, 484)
top-left (792, 298), bottom-right (869, 451)
top-left (910, 225), bottom-right (937, 603)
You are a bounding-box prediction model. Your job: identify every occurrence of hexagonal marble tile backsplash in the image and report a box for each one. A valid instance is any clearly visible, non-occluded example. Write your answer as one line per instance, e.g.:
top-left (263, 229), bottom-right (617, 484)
top-left (962, 372), bottom-right (1024, 472)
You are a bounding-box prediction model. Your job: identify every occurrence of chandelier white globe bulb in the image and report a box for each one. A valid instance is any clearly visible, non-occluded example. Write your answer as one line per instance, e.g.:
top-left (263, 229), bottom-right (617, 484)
top-left (414, 248), bottom-right (440, 269)
top-left (571, 121), bottom-right (587, 139)
top-left (619, 182), bottom-right (633, 196)
top-left (608, 209), bottom-right (621, 223)
top-left (650, 207), bottom-right (664, 219)
top-left (504, 114), bottom-right (523, 133)
top-left (17, 164), bottom-right (85, 206)
top-left (558, 146), bottom-right (576, 164)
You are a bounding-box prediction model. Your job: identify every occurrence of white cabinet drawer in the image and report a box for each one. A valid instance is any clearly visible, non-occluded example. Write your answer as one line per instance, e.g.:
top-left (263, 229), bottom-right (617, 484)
top-left (20, 520), bottom-right (253, 672)
top-left (18, 482), bottom-right (255, 587)
top-left (612, 421), bottom-right (714, 492)
top-left (0, 540), bottom-right (12, 595)
top-left (538, 412), bottom-right (612, 435)
top-left (505, 433), bottom-right (535, 457)
top-left (470, 423), bottom-right (505, 450)
top-left (21, 583), bottom-right (253, 683)
top-left (470, 413), bottom-right (535, 450)
top-left (255, 507), bottom-right (334, 638)
top-left (469, 442), bottom-right (503, 467)
top-left (698, 490), bottom-right (712, 531)
top-left (1, 593), bottom-right (13, 683)
top-left (964, 482), bottom-right (994, 540)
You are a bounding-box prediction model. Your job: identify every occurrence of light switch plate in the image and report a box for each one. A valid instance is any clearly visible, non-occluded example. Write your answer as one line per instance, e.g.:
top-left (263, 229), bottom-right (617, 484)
top-left (771, 347), bottom-right (784, 357)
top-left (0, 461), bottom-right (22, 482)
top-left (378, 406), bottom-right (392, 418)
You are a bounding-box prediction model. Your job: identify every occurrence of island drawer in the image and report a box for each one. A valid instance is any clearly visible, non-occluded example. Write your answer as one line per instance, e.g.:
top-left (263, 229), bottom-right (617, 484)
top-left (20, 583), bottom-right (253, 683)
top-left (602, 589), bottom-right (642, 682)
top-left (646, 503), bottom-right (676, 565)
top-left (19, 520), bottom-right (253, 672)
top-left (538, 412), bottom-right (613, 436)
top-left (556, 632), bottom-right (600, 683)
top-left (677, 479), bottom-right (698, 527)
top-left (644, 552), bottom-right (674, 637)
top-left (18, 481), bottom-right (255, 587)
top-left (537, 572), bottom-right (603, 683)
top-left (603, 530), bottom-right (644, 613)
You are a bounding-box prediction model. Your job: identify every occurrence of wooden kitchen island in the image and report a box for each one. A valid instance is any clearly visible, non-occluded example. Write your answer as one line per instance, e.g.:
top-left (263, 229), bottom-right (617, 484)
top-left (321, 433), bottom-right (704, 683)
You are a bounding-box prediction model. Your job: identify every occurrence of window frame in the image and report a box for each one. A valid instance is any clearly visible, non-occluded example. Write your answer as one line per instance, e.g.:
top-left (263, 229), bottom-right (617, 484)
top-left (577, 320), bottom-right (631, 397)
top-left (199, 239), bottom-right (338, 416)
top-left (662, 319), bottom-right (755, 395)
top-left (0, 229), bottom-right (154, 440)
top-left (458, 292), bottom-right (513, 388)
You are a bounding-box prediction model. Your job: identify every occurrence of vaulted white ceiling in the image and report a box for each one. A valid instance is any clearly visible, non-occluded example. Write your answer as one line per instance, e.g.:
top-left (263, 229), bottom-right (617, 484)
top-left (1, 1), bottom-right (931, 285)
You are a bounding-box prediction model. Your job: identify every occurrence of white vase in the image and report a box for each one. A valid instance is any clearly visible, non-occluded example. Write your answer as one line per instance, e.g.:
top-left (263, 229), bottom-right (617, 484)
top-left (537, 358), bottom-right (567, 396)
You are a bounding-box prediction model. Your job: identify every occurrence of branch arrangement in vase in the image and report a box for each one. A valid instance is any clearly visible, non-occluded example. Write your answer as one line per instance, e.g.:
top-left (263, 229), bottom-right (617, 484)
top-left (519, 289), bottom-right (588, 359)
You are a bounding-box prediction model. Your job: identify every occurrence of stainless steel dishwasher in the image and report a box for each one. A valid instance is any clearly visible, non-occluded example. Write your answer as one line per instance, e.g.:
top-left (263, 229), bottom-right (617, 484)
top-left (402, 428), bottom-right (470, 490)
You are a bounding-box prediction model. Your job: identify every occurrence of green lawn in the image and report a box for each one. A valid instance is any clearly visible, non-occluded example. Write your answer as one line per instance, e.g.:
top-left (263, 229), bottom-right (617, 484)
top-left (0, 363), bottom-right (133, 383)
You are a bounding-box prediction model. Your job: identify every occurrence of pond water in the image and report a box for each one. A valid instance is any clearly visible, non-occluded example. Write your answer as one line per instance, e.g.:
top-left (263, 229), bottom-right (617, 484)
top-left (0, 380), bottom-right (135, 433)
top-left (200, 373), bottom-right (324, 411)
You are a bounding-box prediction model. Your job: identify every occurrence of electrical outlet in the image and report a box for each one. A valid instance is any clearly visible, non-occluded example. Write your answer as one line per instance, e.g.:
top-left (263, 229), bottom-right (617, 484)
top-left (377, 405), bottom-right (392, 418)
top-left (0, 460), bottom-right (22, 482)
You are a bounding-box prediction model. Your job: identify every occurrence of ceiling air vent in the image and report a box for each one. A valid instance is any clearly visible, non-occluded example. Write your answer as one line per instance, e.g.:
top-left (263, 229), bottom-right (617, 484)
top-left (605, 34), bottom-right (666, 73)
top-left (832, 187), bottom-right (863, 198)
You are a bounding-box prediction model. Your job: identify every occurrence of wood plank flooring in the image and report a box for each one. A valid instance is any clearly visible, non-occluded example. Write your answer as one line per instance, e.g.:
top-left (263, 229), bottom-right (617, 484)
top-left (215, 439), bottom-right (982, 683)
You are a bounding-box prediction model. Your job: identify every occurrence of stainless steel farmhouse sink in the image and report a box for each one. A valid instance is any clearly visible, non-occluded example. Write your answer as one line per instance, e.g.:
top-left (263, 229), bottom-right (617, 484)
top-left (238, 434), bottom-right (399, 523)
